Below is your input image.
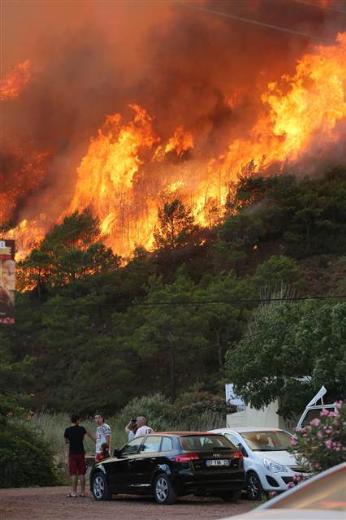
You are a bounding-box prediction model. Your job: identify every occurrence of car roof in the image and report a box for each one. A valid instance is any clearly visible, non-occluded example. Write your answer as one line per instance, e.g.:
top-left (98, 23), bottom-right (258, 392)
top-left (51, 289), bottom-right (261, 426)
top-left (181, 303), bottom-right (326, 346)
top-left (152, 431), bottom-right (223, 436)
top-left (211, 427), bottom-right (287, 433)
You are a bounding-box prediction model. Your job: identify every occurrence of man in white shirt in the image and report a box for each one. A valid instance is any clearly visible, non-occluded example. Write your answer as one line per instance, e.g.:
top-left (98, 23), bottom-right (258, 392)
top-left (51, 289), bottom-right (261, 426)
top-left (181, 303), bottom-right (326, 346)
top-left (135, 416), bottom-right (153, 437)
top-left (94, 414), bottom-right (112, 462)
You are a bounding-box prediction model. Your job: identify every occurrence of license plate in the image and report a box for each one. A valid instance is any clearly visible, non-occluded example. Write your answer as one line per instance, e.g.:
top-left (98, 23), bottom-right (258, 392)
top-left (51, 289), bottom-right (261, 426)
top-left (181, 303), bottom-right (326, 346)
top-left (206, 459), bottom-right (230, 467)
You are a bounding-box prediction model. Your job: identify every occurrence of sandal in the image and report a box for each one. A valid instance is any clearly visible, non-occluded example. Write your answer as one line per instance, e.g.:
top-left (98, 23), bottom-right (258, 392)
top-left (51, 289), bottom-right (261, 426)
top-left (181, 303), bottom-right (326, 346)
top-left (66, 493), bottom-right (77, 498)
top-left (78, 494), bottom-right (86, 497)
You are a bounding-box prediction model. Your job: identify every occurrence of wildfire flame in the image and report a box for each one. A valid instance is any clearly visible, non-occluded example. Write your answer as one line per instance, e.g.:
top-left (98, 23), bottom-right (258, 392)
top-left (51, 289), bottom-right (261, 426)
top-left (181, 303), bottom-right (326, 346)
top-left (0, 60), bottom-right (32, 101)
top-left (68, 104), bottom-right (160, 254)
top-left (165, 127), bottom-right (194, 157)
top-left (3, 32), bottom-right (346, 260)
top-left (193, 32), bottom-right (346, 216)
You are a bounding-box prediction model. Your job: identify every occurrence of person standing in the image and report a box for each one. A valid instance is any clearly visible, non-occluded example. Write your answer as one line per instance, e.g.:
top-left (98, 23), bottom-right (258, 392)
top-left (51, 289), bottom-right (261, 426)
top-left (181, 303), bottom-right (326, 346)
top-left (95, 413), bottom-right (112, 462)
top-left (64, 414), bottom-right (94, 497)
top-left (134, 416), bottom-right (153, 437)
top-left (125, 418), bottom-right (137, 441)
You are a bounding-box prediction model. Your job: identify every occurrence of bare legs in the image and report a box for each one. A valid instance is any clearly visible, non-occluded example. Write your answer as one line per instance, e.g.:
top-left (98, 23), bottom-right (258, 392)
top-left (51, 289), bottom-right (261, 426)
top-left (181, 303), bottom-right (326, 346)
top-left (71, 475), bottom-right (78, 496)
top-left (69, 475), bottom-right (86, 496)
top-left (80, 475), bottom-right (86, 496)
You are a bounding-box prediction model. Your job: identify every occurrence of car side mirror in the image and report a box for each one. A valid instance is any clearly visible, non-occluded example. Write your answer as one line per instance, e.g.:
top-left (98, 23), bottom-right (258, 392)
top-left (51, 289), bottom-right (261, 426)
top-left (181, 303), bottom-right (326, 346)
top-left (113, 448), bottom-right (121, 458)
top-left (238, 443), bottom-right (248, 457)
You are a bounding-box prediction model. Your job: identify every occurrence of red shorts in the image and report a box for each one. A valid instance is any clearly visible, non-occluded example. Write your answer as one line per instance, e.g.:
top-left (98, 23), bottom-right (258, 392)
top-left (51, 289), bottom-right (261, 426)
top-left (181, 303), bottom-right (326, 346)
top-left (69, 453), bottom-right (86, 475)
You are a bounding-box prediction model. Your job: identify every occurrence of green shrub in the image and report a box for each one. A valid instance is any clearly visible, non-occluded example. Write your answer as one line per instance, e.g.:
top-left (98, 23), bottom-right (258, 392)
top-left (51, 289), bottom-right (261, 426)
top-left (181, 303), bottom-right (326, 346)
top-left (254, 255), bottom-right (303, 292)
top-left (118, 394), bottom-right (174, 431)
top-left (118, 392), bottom-right (226, 432)
top-left (174, 390), bottom-right (229, 430)
top-left (0, 420), bottom-right (59, 488)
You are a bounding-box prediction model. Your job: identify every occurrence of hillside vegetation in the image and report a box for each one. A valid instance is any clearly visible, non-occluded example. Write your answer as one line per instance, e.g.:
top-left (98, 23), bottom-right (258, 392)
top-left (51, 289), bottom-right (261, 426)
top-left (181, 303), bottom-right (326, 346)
top-left (1, 168), bottom-right (346, 422)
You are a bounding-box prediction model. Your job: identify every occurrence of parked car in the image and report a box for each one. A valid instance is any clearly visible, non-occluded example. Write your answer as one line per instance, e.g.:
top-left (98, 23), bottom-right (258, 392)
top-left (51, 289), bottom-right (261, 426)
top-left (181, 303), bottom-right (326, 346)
top-left (210, 427), bottom-right (309, 500)
top-left (90, 432), bottom-right (245, 504)
top-left (221, 462), bottom-right (346, 520)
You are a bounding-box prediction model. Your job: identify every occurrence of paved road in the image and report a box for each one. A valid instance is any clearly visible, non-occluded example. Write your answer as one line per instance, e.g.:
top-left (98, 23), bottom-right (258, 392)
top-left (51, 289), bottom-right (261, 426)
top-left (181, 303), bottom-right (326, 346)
top-left (0, 486), bottom-right (256, 520)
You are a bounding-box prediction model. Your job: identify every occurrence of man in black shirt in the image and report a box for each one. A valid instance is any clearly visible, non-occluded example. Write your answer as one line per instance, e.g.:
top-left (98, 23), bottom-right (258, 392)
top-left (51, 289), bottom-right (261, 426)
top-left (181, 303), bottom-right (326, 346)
top-left (64, 414), bottom-right (94, 497)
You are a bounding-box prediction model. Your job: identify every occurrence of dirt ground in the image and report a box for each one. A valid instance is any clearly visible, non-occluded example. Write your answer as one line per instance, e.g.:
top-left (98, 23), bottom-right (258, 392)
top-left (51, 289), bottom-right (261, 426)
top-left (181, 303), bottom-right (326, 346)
top-left (0, 486), bottom-right (256, 520)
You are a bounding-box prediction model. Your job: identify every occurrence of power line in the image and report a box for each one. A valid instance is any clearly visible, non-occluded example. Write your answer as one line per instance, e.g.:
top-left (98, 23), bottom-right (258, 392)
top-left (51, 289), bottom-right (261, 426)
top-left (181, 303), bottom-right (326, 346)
top-left (133, 295), bottom-right (346, 306)
top-left (175, 1), bottom-right (336, 44)
top-left (14, 294), bottom-right (346, 308)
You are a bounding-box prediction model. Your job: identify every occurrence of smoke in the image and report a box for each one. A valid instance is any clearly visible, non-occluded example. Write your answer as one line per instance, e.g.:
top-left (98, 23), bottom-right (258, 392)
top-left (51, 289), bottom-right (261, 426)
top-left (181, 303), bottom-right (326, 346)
top-left (1, 0), bottom-right (345, 232)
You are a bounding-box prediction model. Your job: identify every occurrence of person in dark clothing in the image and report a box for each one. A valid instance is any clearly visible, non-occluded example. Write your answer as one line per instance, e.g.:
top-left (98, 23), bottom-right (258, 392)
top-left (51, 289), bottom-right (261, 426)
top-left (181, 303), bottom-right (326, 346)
top-left (64, 414), bottom-right (94, 497)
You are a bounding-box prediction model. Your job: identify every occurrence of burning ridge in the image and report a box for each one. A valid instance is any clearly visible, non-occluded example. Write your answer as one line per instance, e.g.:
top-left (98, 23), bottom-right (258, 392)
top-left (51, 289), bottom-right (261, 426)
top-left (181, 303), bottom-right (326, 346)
top-left (1, 1), bottom-right (346, 259)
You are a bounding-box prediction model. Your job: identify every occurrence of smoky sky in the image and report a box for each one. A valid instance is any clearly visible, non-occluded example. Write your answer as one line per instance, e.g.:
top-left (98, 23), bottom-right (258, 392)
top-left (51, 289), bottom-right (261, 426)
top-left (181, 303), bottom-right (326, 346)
top-left (1, 0), bottom-right (345, 226)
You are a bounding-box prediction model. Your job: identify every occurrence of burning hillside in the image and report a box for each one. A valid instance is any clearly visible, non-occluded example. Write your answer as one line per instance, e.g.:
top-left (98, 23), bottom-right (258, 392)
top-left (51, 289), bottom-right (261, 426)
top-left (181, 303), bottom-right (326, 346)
top-left (1, 0), bottom-right (346, 258)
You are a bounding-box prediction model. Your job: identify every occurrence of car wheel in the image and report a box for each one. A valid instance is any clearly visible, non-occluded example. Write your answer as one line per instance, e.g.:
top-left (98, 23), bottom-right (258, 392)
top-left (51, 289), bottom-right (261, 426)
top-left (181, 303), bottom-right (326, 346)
top-left (219, 490), bottom-right (241, 502)
top-left (92, 472), bottom-right (112, 501)
top-left (246, 471), bottom-right (263, 500)
top-left (153, 474), bottom-right (177, 505)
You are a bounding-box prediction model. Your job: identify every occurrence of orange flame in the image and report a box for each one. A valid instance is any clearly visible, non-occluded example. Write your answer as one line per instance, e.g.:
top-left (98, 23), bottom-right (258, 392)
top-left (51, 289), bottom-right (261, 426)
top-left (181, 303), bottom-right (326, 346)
top-left (0, 60), bottom-right (32, 101)
top-left (5, 219), bottom-right (45, 261)
top-left (68, 104), bottom-right (160, 255)
top-left (165, 126), bottom-right (194, 157)
top-left (197, 32), bottom-right (346, 211)
top-left (4, 33), bottom-right (346, 260)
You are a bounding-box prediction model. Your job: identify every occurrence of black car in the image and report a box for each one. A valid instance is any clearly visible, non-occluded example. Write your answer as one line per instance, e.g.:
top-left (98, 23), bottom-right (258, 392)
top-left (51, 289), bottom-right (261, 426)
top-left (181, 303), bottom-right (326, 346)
top-left (90, 432), bottom-right (245, 505)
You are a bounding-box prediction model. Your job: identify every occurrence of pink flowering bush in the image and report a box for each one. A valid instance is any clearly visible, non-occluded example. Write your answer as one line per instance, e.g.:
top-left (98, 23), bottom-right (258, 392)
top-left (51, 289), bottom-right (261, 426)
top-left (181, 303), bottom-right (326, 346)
top-left (287, 473), bottom-right (305, 489)
top-left (290, 401), bottom-right (346, 472)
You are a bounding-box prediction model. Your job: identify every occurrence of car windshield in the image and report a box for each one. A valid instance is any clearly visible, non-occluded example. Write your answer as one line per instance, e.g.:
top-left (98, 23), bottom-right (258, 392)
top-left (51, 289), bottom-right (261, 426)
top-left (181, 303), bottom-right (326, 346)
top-left (180, 435), bottom-right (234, 451)
top-left (268, 464), bottom-right (345, 511)
top-left (240, 430), bottom-right (291, 451)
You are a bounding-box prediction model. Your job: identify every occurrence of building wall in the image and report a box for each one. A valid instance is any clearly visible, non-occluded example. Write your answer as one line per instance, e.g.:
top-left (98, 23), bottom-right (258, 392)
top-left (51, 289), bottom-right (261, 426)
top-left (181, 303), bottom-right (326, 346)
top-left (226, 401), bottom-right (296, 432)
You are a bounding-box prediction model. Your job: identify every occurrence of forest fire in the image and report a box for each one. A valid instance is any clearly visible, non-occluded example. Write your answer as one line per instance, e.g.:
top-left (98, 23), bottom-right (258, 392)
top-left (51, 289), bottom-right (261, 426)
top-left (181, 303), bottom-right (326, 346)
top-left (0, 60), bottom-right (32, 101)
top-left (217, 32), bottom-right (346, 187)
top-left (1, 1), bottom-right (346, 259)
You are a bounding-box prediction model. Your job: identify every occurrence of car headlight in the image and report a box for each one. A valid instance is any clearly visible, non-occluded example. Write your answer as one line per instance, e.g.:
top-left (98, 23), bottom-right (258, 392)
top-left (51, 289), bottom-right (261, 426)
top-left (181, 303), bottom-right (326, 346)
top-left (263, 458), bottom-right (288, 473)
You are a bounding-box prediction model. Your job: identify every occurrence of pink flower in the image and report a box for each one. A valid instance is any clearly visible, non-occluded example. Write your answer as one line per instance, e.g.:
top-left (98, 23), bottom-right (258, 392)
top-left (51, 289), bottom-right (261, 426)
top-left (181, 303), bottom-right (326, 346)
top-left (334, 401), bottom-right (343, 410)
top-left (290, 436), bottom-right (298, 446)
top-left (325, 440), bottom-right (333, 449)
top-left (310, 418), bottom-right (320, 427)
top-left (317, 431), bottom-right (323, 439)
top-left (320, 408), bottom-right (330, 417)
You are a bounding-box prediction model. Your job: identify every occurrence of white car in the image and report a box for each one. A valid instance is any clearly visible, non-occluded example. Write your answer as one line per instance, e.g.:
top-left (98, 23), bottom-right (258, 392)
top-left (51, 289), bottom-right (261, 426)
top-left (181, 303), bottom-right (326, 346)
top-left (210, 427), bottom-right (308, 499)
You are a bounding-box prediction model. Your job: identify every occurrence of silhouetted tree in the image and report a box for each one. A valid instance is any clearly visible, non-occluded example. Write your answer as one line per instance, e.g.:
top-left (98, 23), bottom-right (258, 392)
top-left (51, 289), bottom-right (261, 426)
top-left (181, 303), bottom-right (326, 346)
top-left (154, 199), bottom-right (197, 250)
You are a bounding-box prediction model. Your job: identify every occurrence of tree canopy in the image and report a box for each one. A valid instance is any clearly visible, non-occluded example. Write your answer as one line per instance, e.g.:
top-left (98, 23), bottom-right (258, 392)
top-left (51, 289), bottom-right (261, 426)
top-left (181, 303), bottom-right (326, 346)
top-left (226, 300), bottom-right (346, 417)
top-left (2, 168), bottom-right (346, 416)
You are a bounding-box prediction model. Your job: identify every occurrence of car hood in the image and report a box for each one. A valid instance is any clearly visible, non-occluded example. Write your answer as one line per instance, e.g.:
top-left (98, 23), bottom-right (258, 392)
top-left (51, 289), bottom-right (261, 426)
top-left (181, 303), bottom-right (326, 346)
top-left (221, 509), bottom-right (345, 520)
top-left (255, 450), bottom-right (298, 467)
top-left (95, 456), bottom-right (119, 466)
